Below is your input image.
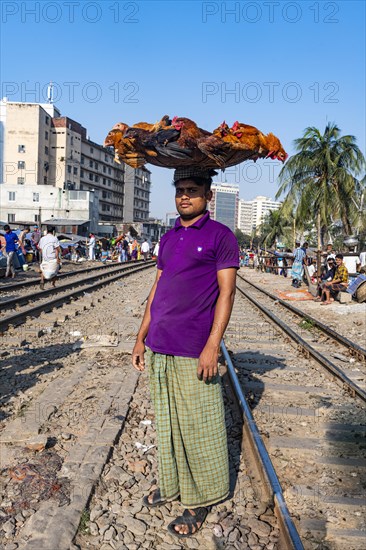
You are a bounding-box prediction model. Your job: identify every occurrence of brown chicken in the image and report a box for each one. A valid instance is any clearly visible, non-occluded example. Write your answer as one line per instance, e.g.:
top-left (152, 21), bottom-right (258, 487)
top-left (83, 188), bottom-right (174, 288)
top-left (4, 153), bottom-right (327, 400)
top-left (171, 117), bottom-right (230, 167)
top-left (104, 123), bottom-right (146, 168)
top-left (132, 115), bottom-right (172, 133)
top-left (230, 121), bottom-right (287, 162)
top-left (262, 132), bottom-right (288, 162)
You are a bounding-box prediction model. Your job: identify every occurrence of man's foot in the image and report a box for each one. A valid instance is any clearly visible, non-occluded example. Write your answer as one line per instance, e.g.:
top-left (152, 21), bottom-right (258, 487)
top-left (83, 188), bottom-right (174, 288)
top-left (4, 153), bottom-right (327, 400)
top-left (142, 488), bottom-right (167, 508)
top-left (40, 282), bottom-right (45, 290)
top-left (321, 301), bottom-right (331, 305)
top-left (313, 297), bottom-right (322, 302)
top-left (167, 507), bottom-right (208, 538)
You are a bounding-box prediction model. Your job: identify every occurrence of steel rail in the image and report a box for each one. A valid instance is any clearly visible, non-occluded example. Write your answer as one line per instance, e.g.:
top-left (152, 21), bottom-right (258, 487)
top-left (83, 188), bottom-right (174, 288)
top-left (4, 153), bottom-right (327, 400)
top-left (221, 341), bottom-right (305, 550)
top-left (0, 261), bottom-right (155, 312)
top-left (236, 282), bottom-right (366, 403)
top-left (238, 274), bottom-right (366, 361)
top-left (0, 260), bottom-right (147, 292)
top-left (0, 262), bottom-right (155, 334)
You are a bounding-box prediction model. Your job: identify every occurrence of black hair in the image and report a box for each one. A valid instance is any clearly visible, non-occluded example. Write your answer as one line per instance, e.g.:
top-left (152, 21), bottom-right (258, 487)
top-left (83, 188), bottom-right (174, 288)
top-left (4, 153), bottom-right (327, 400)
top-left (335, 253), bottom-right (343, 260)
top-left (4, 225), bottom-right (10, 231)
top-left (47, 226), bottom-right (55, 234)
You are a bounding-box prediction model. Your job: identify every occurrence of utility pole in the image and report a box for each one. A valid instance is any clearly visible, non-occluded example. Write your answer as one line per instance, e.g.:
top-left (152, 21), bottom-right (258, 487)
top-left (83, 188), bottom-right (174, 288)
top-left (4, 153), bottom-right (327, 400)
top-left (39, 206), bottom-right (42, 231)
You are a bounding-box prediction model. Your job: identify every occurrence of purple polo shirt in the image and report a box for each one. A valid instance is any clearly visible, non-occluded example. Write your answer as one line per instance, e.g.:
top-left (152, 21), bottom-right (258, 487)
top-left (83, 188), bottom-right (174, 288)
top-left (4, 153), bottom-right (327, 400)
top-left (146, 211), bottom-right (239, 358)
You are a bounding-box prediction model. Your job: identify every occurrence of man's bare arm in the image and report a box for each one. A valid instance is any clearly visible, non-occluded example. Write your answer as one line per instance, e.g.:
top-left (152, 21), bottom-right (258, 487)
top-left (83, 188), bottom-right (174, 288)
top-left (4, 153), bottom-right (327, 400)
top-left (197, 268), bottom-right (237, 382)
top-left (132, 269), bottom-right (162, 371)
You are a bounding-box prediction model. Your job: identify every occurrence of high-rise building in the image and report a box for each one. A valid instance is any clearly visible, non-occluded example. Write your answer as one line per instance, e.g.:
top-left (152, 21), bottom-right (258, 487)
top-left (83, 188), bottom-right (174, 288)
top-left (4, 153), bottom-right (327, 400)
top-left (238, 195), bottom-right (281, 234)
top-left (166, 212), bottom-right (178, 227)
top-left (0, 99), bottom-right (151, 226)
top-left (209, 182), bottom-right (239, 232)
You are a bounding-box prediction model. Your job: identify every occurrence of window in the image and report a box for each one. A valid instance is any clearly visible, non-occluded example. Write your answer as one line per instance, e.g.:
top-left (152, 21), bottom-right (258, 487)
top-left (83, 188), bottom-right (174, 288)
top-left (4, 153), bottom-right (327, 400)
top-left (67, 165), bottom-right (72, 174)
top-left (94, 162), bottom-right (98, 170)
top-left (81, 156), bottom-right (84, 165)
top-left (89, 173), bottom-right (93, 181)
top-left (33, 193), bottom-right (40, 202)
top-left (8, 213), bottom-right (15, 222)
top-left (18, 161), bottom-right (25, 169)
top-left (103, 177), bottom-right (106, 185)
top-left (34, 214), bottom-right (40, 222)
top-left (90, 147), bottom-right (94, 153)
top-left (45, 146), bottom-right (49, 155)
top-left (80, 169), bottom-right (84, 178)
top-left (73, 167), bottom-right (77, 175)
top-left (18, 145), bottom-right (25, 153)
top-left (103, 166), bottom-right (106, 173)
top-left (17, 177), bottom-right (25, 185)
top-left (108, 167), bottom-right (111, 175)
top-left (44, 176), bottom-right (48, 184)
top-left (8, 191), bottom-right (15, 201)
top-left (45, 116), bottom-right (49, 125)
top-left (95, 175), bottom-right (99, 183)
top-left (45, 131), bottom-right (48, 140)
top-left (71, 136), bottom-right (74, 145)
top-left (89, 159), bottom-right (93, 168)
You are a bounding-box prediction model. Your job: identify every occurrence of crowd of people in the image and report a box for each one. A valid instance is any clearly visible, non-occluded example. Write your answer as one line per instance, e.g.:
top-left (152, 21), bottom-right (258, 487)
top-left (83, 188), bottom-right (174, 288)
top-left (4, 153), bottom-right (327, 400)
top-left (240, 241), bottom-right (366, 305)
top-left (84, 234), bottom-right (158, 263)
top-left (0, 225), bottom-right (160, 289)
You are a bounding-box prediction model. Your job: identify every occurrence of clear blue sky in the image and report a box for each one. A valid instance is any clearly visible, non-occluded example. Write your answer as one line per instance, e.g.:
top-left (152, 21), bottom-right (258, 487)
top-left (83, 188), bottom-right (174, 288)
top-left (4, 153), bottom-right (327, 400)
top-left (1, 0), bottom-right (365, 218)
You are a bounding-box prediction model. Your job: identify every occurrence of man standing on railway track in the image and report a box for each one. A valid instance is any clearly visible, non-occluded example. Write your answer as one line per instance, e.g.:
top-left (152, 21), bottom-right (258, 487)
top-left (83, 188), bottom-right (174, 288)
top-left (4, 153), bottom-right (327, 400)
top-left (132, 167), bottom-right (239, 538)
top-left (39, 226), bottom-right (61, 290)
top-left (2, 225), bottom-right (19, 278)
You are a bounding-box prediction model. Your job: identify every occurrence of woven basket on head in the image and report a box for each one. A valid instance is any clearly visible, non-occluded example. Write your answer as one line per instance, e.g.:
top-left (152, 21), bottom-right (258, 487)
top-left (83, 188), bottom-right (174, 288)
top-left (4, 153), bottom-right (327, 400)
top-left (356, 281), bottom-right (366, 303)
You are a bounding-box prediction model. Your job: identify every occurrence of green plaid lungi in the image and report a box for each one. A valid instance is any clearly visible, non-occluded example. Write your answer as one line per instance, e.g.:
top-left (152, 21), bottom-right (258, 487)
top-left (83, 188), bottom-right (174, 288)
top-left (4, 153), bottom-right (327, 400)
top-left (146, 348), bottom-right (229, 508)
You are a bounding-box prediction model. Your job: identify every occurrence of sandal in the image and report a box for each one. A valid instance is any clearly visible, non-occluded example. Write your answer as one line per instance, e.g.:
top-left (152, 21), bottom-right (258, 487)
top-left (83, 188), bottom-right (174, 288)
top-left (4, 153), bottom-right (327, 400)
top-left (142, 488), bottom-right (166, 508)
top-left (167, 507), bottom-right (209, 538)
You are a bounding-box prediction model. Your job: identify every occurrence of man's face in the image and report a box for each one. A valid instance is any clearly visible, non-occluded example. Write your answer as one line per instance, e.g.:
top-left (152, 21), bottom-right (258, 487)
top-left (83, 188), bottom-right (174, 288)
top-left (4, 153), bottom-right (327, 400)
top-left (174, 179), bottom-right (212, 220)
top-left (335, 257), bottom-right (342, 266)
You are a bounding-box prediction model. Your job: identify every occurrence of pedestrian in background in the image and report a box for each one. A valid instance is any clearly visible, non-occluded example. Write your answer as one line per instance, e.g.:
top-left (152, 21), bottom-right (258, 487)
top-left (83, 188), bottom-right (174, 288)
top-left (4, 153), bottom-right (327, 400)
top-left (38, 226), bottom-right (61, 289)
top-left (2, 225), bottom-right (19, 278)
top-left (141, 239), bottom-right (150, 261)
top-left (88, 233), bottom-right (96, 261)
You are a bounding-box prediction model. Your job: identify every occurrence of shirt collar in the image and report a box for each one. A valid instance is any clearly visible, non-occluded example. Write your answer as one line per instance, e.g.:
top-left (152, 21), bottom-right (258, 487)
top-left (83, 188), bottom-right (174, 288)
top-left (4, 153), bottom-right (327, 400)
top-left (174, 210), bottom-right (210, 231)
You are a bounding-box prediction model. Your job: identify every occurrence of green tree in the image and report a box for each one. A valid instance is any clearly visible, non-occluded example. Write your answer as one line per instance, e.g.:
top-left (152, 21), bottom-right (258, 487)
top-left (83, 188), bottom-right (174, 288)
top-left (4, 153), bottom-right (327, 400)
top-left (259, 208), bottom-right (292, 248)
top-left (276, 123), bottom-right (365, 249)
top-left (235, 229), bottom-right (251, 247)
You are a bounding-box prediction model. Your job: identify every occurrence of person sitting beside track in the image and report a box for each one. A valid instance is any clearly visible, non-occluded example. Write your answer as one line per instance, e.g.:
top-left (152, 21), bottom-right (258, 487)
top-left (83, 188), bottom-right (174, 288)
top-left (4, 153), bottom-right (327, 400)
top-left (314, 259), bottom-right (336, 302)
top-left (319, 254), bottom-right (349, 306)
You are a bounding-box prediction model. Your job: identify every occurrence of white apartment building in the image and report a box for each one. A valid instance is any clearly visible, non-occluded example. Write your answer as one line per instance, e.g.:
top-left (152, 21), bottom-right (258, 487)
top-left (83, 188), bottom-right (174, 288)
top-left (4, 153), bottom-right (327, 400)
top-left (238, 195), bottom-right (281, 234)
top-left (209, 182), bottom-right (239, 232)
top-left (0, 99), bottom-right (151, 227)
top-left (0, 184), bottom-right (98, 235)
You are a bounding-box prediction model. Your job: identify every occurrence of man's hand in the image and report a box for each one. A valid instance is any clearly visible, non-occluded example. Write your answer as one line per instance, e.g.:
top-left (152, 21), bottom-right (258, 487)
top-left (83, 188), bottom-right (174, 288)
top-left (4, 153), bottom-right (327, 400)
top-left (132, 340), bottom-right (146, 372)
top-left (197, 344), bottom-right (219, 382)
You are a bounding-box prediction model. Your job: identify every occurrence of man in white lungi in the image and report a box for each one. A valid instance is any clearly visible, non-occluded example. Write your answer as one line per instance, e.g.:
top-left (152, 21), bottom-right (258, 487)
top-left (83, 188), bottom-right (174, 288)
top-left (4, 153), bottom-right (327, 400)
top-left (39, 227), bottom-right (61, 290)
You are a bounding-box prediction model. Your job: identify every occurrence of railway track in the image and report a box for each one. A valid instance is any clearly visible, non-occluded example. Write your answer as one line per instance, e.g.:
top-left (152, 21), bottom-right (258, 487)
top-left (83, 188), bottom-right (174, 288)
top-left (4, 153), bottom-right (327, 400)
top-left (0, 261), bottom-right (155, 334)
top-left (0, 260), bottom-right (147, 294)
top-left (221, 274), bottom-right (366, 549)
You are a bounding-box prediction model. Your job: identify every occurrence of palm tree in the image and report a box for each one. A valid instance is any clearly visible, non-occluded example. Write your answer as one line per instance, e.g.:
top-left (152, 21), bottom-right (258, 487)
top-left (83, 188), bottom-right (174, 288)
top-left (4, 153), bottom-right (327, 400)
top-left (259, 208), bottom-right (291, 248)
top-left (276, 123), bottom-right (365, 249)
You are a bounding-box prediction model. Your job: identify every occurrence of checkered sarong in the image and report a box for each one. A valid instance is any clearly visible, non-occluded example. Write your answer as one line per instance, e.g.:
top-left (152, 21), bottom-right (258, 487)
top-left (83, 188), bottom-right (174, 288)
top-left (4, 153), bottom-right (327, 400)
top-left (146, 348), bottom-right (229, 508)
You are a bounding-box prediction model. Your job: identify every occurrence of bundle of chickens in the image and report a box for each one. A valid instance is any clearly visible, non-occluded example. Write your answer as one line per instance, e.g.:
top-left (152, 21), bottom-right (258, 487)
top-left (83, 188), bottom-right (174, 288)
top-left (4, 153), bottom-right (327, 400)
top-left (104, 116), bottom-right (287, 170)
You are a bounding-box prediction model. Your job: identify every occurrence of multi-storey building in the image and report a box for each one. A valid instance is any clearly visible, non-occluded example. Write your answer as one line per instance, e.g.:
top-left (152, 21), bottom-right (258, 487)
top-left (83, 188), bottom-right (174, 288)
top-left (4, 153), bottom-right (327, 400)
top-left (0, 99), bottom-right (151, 227)
top-left (238, 195), bottom-right (281, 234)
top-left (209, 182), bottom-right (239, 232)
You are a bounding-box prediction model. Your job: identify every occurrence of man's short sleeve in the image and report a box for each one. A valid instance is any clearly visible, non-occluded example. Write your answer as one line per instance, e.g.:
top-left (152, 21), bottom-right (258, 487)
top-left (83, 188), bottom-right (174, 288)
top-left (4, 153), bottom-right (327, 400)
top-left (216, 230), bottom-right (240, 271)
